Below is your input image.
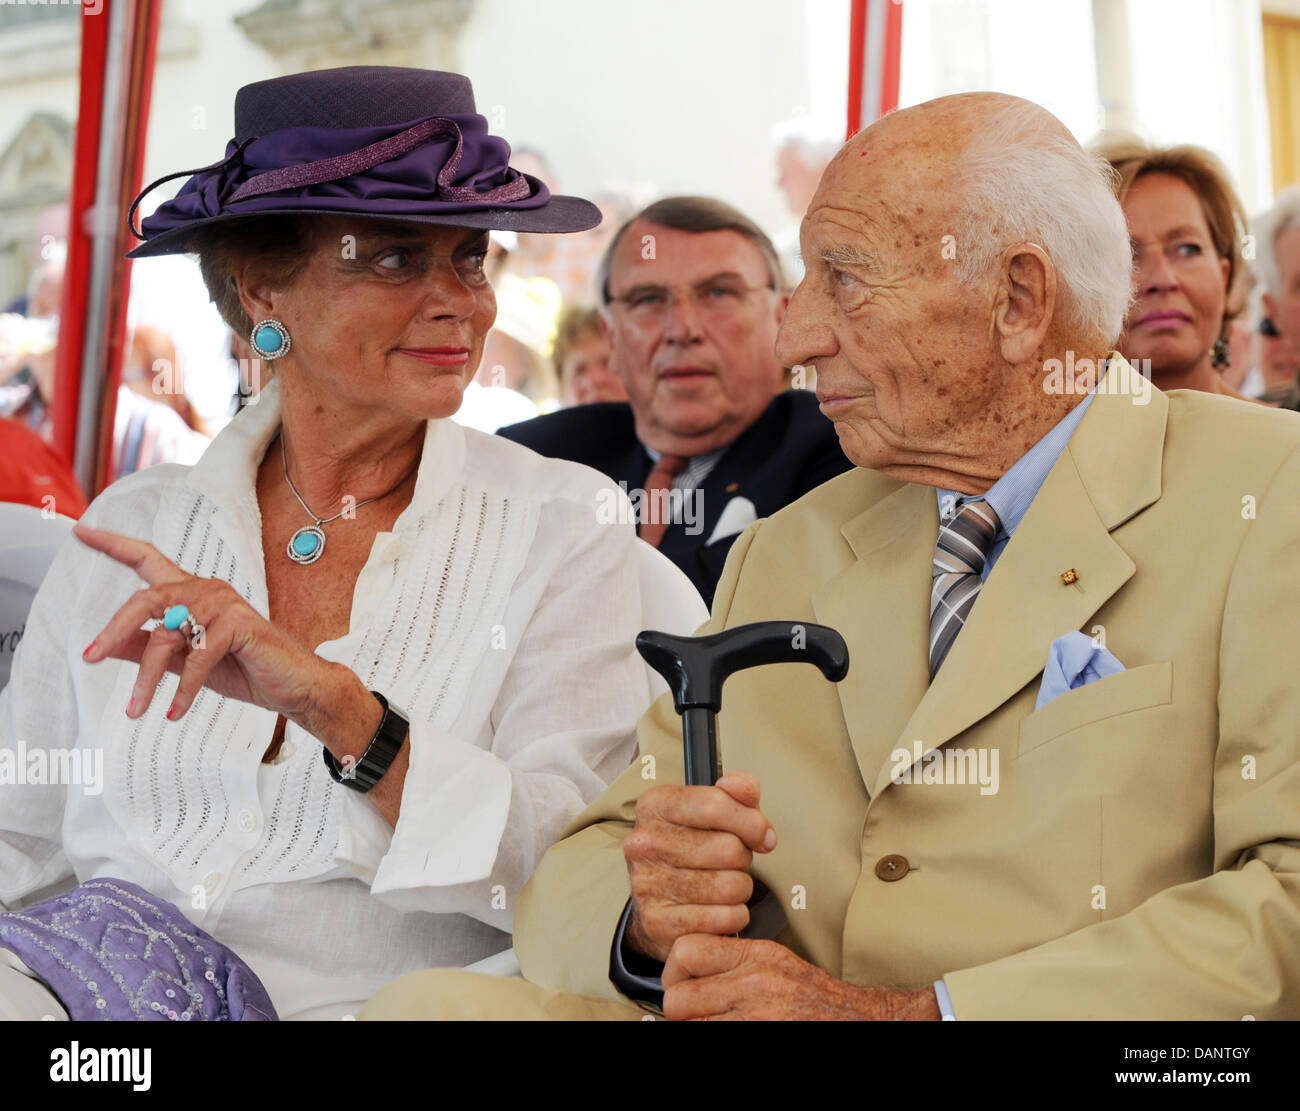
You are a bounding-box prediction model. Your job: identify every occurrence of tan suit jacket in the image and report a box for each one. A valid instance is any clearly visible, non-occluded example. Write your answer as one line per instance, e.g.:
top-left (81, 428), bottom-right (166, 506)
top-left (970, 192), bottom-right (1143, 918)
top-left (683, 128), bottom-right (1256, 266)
top-left (514, 359), bottom-right (1300, 1019)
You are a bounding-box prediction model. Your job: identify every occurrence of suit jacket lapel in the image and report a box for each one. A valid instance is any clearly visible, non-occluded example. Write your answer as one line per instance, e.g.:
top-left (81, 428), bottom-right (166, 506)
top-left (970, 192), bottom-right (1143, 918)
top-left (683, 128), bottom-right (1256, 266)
top-left (620, 443), bottom-right (653, 492)
top-left (871, 359), bottom-right (1168, 796)
top-left (812, 478), bottom-right (935, 791)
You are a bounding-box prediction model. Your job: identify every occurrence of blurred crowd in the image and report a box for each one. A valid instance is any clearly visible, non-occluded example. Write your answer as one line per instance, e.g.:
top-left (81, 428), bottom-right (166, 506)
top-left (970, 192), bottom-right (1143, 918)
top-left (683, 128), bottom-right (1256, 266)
top-left (3, 120), bottom-right (1300, 523)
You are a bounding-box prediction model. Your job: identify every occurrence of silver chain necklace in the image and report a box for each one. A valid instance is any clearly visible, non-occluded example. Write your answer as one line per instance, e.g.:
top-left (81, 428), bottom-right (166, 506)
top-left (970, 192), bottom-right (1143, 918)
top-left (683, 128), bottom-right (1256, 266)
top-left (280, 434), bottom-right (418, 565)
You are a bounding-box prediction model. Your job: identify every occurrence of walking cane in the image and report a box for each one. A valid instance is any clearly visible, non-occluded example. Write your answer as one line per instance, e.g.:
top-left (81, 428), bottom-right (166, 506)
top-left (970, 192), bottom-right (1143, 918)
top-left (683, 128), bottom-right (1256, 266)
top-left (636, 621), bottom-right (850, 786)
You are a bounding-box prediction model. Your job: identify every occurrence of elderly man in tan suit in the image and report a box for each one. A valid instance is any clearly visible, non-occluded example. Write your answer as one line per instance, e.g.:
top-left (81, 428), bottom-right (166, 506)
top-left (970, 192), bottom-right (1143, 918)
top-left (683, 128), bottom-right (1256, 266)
top-left (363, 92), bottom-right (1300, 1021)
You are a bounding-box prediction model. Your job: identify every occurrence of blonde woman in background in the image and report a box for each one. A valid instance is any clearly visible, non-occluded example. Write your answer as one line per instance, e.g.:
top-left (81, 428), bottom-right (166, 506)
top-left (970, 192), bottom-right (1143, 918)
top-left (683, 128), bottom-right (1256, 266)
top-left (1095, 138), bottom-right (1254, 401)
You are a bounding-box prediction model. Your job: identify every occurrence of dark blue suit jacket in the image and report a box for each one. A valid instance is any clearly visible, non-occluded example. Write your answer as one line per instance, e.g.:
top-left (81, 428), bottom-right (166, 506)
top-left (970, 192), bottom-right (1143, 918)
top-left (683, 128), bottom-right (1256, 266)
top-left (498, 390), bottom-right (853, 604)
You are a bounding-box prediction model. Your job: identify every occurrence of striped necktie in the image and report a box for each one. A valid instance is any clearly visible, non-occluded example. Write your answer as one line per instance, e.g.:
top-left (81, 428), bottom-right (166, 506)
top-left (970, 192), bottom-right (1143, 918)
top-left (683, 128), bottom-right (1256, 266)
top-left (929, 500), bottom-right (1002, 678)
top-left (638, 453), bottom-right (689, 547)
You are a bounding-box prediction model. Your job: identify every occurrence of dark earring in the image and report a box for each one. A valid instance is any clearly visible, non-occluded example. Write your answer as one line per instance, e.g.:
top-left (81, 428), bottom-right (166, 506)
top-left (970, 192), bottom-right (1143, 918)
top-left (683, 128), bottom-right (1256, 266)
top-left (1212, 332), bottom-right (1229, 370)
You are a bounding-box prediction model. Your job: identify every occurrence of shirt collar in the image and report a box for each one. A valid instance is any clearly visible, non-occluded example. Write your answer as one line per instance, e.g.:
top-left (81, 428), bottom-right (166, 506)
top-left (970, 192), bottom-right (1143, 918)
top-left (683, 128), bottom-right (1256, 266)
top-left (936, 389), bottom-right (1096, 537)
top-left (644, 444), bottom-right (727, 468)
top-left (185, 377), bottom-right (465, 530)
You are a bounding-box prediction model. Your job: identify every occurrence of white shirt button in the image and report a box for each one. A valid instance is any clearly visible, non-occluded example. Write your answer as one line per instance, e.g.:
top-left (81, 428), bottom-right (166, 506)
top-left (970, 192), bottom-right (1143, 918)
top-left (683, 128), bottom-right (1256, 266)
top-left (201, 871), bottom-right (222, 895)
top-left (237, 808), bottom-right (257, 834)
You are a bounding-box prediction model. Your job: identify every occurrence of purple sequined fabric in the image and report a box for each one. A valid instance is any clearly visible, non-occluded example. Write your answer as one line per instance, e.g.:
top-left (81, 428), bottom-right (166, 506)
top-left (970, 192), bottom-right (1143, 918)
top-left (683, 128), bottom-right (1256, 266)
top-left (0, 878), bottom-right (277, 1021)
top-left (137, 111), bottom-right (548, 239)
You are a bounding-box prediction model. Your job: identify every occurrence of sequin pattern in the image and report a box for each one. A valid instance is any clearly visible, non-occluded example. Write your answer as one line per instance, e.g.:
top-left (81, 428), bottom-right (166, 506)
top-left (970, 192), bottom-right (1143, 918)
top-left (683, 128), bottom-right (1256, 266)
top-left (0, 879), bottom-right (276, 1021)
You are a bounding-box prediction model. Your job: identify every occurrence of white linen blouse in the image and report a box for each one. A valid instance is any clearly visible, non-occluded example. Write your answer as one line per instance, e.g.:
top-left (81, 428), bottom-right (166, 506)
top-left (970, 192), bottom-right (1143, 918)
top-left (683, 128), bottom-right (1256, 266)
top-left (0, 380), bottom-right (670, 1019)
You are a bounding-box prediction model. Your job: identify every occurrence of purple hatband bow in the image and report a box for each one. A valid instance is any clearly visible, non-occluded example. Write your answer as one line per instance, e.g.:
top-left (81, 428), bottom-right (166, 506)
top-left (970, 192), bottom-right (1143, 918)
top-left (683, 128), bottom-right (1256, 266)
top-left (129, 112), bottom-right (546, 241)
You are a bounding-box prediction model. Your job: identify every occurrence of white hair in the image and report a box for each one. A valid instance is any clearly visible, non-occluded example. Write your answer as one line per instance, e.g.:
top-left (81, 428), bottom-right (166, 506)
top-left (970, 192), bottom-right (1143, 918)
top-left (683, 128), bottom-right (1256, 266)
top-left (27, 238), bottom-right (68, 301)
top-left (1252, 184), bottom-right (1300, 299)
top-left (771, 115), bottom-right (843, 170)
top-left (780, 135), bottom-right (843, 172)
top-left (950, 100), bottom-right (1133, 346)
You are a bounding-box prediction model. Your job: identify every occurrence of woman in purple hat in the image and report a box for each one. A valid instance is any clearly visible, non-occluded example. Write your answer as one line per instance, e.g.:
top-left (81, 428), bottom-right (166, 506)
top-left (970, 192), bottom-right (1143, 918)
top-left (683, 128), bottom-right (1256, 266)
top-left (0, 66), bottom-right (705, 1021)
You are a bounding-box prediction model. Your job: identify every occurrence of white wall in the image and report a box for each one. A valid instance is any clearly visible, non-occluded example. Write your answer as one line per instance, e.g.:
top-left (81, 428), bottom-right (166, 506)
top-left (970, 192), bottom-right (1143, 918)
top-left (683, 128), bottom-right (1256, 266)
top-left (126, 0), bottom-right (845, 248)
top-left (1121, 0), bottom-right (1273, 213)
top-left (0, 0), bottom-right (279, 193)
top-left (901, 0), bottom-right (1101, 143)
top-left (898, 0), bottom-right (1276, 215)
top-left (138, 0), bottom-right (280, 189)
top-left (0, 0), bottom-right (1282, 230)
top-left (457, 0), bottom-right (837, 238)
top-left (0, 28), bottom-right (81, 157)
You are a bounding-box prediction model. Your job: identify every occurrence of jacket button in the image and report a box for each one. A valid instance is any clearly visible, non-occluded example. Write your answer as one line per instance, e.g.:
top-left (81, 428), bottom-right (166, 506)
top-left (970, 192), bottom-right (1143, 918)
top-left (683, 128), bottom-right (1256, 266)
top-left (875, 854), bottom-right (910, 881)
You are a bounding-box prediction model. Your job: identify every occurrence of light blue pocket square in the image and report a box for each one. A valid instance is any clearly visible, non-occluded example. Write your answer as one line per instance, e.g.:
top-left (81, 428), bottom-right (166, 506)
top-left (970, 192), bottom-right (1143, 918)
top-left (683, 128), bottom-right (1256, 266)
top-left (1035, 631), bottom-right (1125, 711)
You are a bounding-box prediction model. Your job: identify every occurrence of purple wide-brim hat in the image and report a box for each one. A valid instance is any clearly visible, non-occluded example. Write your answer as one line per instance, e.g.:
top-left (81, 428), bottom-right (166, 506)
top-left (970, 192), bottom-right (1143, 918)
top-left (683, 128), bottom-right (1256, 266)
top-left (126, 66), bottom-right (601, 258)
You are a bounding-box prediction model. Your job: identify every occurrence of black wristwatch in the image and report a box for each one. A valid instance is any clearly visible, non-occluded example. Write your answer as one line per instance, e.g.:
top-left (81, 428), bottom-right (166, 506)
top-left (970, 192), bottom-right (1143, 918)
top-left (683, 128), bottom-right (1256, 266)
top-left (323, 691), bottom-right (408, 793)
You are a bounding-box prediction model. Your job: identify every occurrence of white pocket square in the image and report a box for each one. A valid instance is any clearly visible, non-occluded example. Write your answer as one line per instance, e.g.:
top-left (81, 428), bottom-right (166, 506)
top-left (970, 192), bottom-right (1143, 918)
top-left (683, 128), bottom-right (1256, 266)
top-left (1035, 630), bottom-right (1125, 711)
top-left (706, 496), bottom-right (757, 546)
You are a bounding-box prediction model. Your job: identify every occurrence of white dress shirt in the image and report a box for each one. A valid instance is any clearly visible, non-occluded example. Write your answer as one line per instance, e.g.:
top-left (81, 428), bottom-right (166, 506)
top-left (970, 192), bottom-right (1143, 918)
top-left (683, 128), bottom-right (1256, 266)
top-left (0, 380), bottom-right (677, 1019)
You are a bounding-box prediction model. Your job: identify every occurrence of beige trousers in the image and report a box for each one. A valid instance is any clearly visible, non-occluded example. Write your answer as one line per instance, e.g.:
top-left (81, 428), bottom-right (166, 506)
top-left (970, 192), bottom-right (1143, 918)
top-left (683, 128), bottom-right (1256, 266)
top-left (359, 968), bottom-right (652, 1021)
top-left (0, 948), bottom-right (69, 1022)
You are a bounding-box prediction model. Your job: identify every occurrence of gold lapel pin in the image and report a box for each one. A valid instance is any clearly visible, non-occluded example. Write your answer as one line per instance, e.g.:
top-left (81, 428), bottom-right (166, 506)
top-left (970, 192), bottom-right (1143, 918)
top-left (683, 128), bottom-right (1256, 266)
top-left (725, 482), bottom-right (740, 493)
top-left (1060, 568), bottom-right (1080, 585)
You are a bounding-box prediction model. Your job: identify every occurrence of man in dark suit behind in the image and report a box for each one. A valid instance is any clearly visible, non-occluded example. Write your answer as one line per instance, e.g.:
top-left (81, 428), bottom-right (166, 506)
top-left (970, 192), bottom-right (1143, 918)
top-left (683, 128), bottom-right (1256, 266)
top-left (499, 197), bottom-right (851, 603)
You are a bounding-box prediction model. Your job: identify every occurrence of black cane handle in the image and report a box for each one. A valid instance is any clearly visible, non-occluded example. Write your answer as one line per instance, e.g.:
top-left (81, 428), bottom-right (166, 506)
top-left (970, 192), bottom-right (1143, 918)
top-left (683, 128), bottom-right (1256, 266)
top-left (636, 621), bottom-right (850, 713)
top-left (637, 621), bottom-right (850, 786)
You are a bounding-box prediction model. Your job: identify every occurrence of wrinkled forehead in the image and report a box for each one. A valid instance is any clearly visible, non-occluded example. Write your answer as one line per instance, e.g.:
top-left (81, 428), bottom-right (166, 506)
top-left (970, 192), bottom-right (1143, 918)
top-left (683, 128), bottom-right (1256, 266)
top-left (804, 167), bottom-right (952, 255)
top-left (810, 128), bottom-right (962, 235)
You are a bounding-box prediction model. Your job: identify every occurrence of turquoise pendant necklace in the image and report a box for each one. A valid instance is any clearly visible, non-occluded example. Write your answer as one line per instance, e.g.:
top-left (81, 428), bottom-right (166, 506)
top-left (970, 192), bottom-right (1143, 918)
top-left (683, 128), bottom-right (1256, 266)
top-left (279, 434), bottom-right (418, 565)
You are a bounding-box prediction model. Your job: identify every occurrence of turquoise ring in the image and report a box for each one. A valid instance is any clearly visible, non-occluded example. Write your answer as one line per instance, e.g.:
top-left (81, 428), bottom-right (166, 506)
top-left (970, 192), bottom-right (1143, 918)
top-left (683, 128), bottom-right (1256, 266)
top-left (162, 604), bottom-right (194, 635)
top-left (162, 605), bottom-right (189, 630)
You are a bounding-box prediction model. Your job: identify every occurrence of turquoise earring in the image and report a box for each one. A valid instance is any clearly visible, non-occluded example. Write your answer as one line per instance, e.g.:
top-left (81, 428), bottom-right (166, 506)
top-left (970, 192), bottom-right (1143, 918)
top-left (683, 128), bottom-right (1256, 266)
top-left (250, 318), bottom-right (291, 361)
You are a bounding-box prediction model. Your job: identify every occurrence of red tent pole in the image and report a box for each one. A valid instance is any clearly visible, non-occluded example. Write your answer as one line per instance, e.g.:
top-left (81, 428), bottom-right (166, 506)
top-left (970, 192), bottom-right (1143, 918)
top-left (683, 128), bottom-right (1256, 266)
top-left (51, 2), bottom-right (111, 468)
top-left (847, 0), bottom-right (904, 139)
top-left (54, 0), bottom-right (163, 497)
top-left (880, 0), bottom-right (903, 117)
top-left (91, 0), bottom-right (164, 494)
top-left (846, 0), bottom-right (868, 139)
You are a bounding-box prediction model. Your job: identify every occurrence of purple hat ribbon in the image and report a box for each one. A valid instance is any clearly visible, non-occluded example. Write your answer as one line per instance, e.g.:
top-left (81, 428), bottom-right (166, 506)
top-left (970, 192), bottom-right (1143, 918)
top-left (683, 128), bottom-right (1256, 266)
top-left (228, 116), bottom-right (532, 205)
top-left (128, 137), bottom-right (257, 240)
top-left (129, 112), bottom-right (547, 242)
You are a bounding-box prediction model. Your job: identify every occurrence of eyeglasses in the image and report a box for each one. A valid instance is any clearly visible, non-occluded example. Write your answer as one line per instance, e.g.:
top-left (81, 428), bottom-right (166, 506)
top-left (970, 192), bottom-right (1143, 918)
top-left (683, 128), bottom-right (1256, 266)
top-left (606, 277), bottom-right (776, 324)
